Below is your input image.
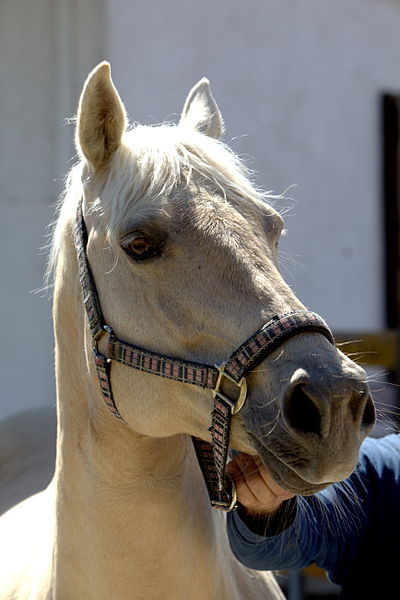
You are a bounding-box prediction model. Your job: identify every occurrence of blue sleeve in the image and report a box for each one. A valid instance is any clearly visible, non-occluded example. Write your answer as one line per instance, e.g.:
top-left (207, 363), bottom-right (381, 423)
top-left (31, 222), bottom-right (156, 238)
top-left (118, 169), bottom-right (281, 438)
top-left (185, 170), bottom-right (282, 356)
top-left (227, 434), bottom-right (400, 586)
top-left (227, 489), bottom-right (357, 575)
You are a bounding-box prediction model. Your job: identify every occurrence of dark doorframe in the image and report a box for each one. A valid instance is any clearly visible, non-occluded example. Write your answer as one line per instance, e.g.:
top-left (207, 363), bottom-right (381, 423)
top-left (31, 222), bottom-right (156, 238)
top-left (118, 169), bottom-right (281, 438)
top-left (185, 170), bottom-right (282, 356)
top-left (382, 93), bottom-right (400, 413)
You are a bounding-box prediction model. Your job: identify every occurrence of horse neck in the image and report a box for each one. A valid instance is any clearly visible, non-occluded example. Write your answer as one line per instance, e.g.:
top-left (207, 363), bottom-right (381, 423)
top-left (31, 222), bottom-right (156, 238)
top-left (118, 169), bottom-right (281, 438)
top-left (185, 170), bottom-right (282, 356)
top-left (51, 223), bottom-right (229, 599)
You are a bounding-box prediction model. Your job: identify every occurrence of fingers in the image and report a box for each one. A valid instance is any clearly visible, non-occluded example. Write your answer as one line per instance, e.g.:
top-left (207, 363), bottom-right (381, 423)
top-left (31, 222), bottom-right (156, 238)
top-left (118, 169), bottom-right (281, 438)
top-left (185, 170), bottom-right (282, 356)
top-left (226, 453), bottom-right (295, 515)
top-left (227, 456), bottom-right (260, 509)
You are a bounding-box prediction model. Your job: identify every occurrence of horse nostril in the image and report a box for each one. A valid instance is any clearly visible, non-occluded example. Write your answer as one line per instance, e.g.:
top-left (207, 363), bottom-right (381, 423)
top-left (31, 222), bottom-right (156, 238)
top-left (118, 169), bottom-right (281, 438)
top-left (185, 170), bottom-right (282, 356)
top-left (349, 391), bottom-right (376, 431)
top-left (361, 396), bottom-right (376, 430)
top-left (282, 383), bottom-right (322, 437)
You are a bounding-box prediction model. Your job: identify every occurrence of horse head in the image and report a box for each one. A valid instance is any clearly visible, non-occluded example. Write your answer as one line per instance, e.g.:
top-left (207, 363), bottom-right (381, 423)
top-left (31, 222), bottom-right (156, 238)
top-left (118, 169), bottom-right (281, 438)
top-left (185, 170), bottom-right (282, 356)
top-left (68, 62), bottom-right (375, 499)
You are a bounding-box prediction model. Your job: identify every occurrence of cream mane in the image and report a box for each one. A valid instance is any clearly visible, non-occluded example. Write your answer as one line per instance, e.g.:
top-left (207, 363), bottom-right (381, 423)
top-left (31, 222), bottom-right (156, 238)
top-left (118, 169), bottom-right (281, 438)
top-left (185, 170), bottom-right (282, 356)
top-left (48, 122), bottom-right (271, 284)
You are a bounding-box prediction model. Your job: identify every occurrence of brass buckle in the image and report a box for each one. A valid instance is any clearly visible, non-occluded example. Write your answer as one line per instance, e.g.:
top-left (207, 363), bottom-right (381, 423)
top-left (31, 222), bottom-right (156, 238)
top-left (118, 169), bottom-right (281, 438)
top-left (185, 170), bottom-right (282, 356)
top-left (212, 363), bottom-right (247, 415)
top-left (93, 324), bottom-right (114, 359)
top-left (211, 475), bottom-right (238, 511)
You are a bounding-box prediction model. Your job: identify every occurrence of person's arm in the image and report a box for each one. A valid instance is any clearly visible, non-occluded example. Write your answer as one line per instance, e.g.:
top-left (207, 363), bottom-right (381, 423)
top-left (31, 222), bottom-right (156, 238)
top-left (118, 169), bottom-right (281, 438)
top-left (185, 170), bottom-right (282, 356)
top-left (227, 435), bottom-right (400, 590)
top-left (227, 498), bottom-right (309, 571)
top-left (235, 496), bottom-right (297, 537)
top-left (226, 450), bottom-right (370, 577)
top-left (226, 453), bottom-right (321, 571)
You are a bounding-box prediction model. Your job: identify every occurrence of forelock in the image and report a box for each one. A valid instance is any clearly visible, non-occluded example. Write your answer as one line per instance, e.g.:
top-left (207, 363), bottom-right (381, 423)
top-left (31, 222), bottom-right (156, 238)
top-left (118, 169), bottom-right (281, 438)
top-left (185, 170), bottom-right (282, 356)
top-left (99, 123), bottom-right (265, 238)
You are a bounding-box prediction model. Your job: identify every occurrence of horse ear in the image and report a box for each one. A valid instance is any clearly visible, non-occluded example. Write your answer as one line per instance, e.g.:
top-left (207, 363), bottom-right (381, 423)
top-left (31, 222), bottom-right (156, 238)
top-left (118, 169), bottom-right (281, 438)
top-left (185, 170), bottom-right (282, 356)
top-left (76, 62), bottom-right (127, 171)
top-left (180, 78), bottom-right (224, 139)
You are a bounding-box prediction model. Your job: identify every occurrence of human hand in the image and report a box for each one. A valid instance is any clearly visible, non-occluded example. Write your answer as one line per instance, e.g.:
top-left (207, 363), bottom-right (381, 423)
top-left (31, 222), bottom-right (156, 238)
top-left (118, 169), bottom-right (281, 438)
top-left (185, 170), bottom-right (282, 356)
top-left (226, 453), bottom-right (295, 516)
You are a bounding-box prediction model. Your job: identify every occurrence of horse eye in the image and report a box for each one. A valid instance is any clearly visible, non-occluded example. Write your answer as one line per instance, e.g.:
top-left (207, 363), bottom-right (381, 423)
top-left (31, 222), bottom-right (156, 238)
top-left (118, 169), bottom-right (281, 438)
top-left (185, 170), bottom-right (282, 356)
top-left (123, 235), bottom-right (160, 260)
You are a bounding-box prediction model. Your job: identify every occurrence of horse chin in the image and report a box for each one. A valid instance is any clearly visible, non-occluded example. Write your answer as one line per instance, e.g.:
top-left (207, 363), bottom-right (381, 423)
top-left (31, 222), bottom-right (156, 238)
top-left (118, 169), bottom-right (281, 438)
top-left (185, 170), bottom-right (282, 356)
top-left (249, 435), bottom-right (331, 496)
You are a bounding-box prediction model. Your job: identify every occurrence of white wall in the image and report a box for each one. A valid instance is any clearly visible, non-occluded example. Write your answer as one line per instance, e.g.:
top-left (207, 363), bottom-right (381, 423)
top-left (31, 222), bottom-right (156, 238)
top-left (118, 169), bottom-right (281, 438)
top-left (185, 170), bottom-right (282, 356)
top-left (2, 0), bottom-right (400, 420)
top-left (0, 0), bottom-right (105, 419)
top-left (1, 0), bottom-right (55, 420)
top-left (107, 0), bottom-right (400, 331)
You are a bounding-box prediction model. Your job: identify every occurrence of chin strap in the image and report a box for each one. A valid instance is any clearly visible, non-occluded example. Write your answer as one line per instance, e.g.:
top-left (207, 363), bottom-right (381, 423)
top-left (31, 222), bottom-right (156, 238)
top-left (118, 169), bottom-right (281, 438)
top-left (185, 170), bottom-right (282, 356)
top-left (74, 199), bottom-right (335, 510)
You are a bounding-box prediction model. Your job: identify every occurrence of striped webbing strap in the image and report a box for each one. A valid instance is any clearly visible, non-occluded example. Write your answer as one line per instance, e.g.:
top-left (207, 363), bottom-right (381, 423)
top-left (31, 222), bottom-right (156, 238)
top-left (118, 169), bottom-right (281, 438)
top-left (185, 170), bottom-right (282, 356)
top-left (105, 310), bottom-right (333, 389)
top-left (74, 199), bottom-right (335, 510)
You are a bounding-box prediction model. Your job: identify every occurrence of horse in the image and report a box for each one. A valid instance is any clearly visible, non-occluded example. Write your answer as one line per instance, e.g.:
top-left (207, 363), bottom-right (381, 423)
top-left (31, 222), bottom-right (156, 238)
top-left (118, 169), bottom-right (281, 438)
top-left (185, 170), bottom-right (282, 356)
top-left (0, 62), bottom-right (375, 600)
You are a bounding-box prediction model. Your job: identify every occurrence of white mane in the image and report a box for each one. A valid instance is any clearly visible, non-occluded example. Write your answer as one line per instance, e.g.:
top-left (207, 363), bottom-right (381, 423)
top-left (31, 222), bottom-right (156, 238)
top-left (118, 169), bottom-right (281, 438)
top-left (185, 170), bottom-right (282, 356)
top-left (47, 122), bottom-right (270, 284)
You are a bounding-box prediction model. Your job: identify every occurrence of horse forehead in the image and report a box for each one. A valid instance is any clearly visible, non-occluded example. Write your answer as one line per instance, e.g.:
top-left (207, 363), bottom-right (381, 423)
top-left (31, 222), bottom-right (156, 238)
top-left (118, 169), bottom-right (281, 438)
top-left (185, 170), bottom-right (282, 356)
top-left (173, 191), bottom-right (265, 237)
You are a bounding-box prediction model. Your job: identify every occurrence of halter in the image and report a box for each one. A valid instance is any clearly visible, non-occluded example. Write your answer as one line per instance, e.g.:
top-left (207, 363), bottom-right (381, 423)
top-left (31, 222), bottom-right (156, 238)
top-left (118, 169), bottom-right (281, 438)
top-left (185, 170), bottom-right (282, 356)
top-left (74, 199), bottom-right (334, 511)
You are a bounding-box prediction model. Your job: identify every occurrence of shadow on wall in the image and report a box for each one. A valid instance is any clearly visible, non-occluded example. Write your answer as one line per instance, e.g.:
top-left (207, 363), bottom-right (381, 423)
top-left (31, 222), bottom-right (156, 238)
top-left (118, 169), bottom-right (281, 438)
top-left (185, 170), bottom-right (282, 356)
top-left (0, 407), bottom-right (56, 516)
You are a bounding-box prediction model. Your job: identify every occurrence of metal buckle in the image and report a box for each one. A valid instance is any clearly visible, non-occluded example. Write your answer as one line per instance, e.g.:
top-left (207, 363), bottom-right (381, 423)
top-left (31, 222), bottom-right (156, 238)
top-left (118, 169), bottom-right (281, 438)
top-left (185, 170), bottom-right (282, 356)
top-left (211, 475), bottom-right (238, 511)
top-left (212, 362), bottom-right (247, 415)
top-left (93, 324), bottom-right (114, 358)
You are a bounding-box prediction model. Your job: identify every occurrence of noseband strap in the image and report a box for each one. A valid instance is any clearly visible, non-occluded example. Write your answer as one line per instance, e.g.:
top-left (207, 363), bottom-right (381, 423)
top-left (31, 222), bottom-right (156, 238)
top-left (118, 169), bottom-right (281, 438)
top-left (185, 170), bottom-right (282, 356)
top-left (74, 200), bottom-right (334, 510)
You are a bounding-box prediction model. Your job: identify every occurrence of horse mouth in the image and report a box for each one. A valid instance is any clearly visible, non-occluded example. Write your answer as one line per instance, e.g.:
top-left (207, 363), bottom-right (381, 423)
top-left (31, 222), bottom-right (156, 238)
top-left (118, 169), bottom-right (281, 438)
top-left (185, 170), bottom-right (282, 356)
top-left (249, 434), bottom-right (331, 496)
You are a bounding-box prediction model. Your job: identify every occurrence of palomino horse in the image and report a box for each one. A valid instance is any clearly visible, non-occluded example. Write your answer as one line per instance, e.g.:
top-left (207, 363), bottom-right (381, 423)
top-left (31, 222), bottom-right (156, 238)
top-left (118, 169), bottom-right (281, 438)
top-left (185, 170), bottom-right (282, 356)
top-left (0, 63), bottom-right (375, 600)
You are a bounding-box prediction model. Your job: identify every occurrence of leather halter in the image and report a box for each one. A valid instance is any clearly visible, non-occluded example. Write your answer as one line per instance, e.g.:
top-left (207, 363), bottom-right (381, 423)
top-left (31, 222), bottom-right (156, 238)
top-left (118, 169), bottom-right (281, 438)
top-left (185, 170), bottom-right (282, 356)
top-left (74, 199), bottom-right (334, 511)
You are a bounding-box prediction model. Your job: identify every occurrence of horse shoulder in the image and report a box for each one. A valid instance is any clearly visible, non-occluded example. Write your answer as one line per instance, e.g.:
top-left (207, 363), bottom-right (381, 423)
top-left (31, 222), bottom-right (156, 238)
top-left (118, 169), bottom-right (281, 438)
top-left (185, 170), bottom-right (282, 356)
top-left (0, 488), bottom-right (54, 600)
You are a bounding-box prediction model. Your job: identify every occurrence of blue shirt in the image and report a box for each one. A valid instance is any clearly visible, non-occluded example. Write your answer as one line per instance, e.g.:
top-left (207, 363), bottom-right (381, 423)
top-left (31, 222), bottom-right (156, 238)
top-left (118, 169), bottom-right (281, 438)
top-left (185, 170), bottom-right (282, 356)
top-left (227, 434), bottom-right (400, 599)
